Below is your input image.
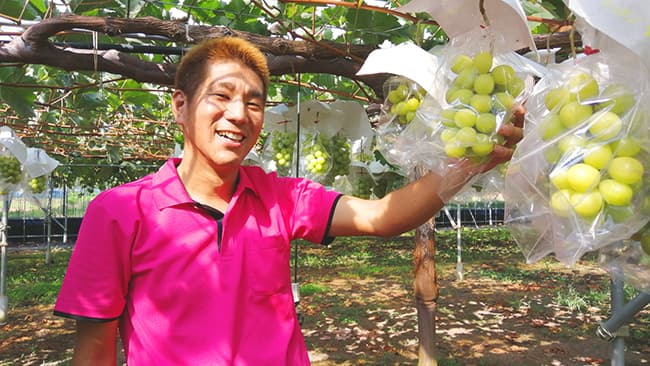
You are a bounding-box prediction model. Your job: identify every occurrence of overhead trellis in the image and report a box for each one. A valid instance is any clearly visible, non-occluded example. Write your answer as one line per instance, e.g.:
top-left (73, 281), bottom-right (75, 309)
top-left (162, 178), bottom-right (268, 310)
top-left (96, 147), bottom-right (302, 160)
top-left (0, 0), bottom-right (578, 188)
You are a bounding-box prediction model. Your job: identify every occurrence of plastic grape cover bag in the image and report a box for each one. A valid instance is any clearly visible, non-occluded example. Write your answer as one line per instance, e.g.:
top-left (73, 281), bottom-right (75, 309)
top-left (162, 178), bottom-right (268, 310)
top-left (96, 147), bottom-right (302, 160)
top-left (598, 222), bottom-right (650, 294)
top-left (504, 48), bottom-right (650, 266)
top-left (376, 27), bottom-right (535, 202)
top-left (22, 147), bottom-right (59, 195)
top-left (375, 75), bottom-right (441, 173)
top-left (262, 128), bottom-right (297, 177)
top-left (429, 27), bottom-right (535, 196)
top-left (0, 127), bottom-right (27, 194)
top-left (334, 161), bottom-right (377, 199)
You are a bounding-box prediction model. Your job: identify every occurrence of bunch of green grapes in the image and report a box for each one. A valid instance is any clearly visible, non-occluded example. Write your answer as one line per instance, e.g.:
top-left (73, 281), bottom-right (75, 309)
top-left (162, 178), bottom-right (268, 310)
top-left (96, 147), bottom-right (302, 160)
top-left (350, 170), bottom-right (375, 199)
top-left (28, 175), bottom-right (48, 194)
top-left (384, 77), bottom-right (426, 125)
top-left (302, 134), bottom-right (332, 177)
top-left (270, 131), bottom-right (296, 176)
top-left (372, 171), bottom-right (406, 199)
top-left (0, 155), bottom-right (22, 188)
top-left (323, 133), bottom-right (351, 179)
top-left (440, 51), bottom-right (525, 161)
top-left (536, 71), bottom-right (649, 223)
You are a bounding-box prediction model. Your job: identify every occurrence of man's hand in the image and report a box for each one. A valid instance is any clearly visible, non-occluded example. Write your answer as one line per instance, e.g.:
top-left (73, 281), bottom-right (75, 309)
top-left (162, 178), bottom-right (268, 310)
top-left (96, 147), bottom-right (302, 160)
top-left (481, 105), bottom-right (526, 172)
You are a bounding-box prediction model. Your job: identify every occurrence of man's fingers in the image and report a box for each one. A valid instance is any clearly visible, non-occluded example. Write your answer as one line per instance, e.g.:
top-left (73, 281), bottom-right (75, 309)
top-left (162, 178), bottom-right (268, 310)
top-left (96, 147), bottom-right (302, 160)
top-left (511, 105), bottom-right (526, 128)
top-left (498, 124), bottom-right (524, 147)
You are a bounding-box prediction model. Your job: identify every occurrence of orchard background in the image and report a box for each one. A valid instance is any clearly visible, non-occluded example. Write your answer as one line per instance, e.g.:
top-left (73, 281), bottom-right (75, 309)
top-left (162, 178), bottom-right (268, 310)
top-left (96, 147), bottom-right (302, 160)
top-left (1, 1), bottom-right (649, 366)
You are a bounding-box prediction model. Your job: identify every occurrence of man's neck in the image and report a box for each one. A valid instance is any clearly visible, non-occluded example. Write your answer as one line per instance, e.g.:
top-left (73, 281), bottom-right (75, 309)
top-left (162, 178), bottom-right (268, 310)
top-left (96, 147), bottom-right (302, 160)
top-left (176, 159), bottom-right (239, 212)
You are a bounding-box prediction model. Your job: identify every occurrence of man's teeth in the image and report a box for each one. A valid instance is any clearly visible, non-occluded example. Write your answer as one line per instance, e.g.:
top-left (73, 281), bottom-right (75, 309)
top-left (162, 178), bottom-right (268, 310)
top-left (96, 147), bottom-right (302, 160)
top-left (217, 131), bottom-right (244, 142)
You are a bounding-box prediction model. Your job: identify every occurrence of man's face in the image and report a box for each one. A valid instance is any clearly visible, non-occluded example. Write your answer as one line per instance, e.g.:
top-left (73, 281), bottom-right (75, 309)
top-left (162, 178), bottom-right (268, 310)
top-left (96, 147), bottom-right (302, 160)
top-left (172, 60), bottom-right (266, 172)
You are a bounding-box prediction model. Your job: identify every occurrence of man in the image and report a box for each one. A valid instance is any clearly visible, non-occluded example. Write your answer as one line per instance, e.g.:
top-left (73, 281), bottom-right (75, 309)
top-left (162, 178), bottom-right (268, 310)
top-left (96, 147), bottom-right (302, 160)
top-left (54, 37), bottom-right (523, 365)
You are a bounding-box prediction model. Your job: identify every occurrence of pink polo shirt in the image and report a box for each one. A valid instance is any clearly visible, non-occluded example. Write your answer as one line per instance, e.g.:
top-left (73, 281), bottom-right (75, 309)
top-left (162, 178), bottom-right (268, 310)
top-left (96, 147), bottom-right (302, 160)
top-left (54, 158), bottom-right (341, 365)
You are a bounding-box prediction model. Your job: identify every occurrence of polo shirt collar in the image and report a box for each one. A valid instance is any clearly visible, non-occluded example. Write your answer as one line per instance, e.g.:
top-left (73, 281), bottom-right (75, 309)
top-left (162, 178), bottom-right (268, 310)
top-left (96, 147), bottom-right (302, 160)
top-left (151, 158), bottom-right (193, 210)
top-left (151, 158), bottom-right (259, 211)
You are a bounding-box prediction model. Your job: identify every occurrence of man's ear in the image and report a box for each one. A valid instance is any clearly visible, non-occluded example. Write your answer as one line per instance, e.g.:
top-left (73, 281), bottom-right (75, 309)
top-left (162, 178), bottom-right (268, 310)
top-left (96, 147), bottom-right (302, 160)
top-left (171, 90), bottom-right (187, 125)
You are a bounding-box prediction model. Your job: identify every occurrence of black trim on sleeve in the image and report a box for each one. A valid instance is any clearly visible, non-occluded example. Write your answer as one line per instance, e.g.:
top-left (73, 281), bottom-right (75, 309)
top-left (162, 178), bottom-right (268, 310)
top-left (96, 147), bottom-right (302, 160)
top-left (321, 194), bottom-right (343, 245)
top-left (53, 310), bottom-right (121, 323)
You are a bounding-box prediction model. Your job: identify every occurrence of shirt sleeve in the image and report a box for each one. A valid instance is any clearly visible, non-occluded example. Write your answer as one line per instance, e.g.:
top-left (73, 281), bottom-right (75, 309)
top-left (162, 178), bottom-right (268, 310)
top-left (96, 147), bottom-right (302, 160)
top-left (54, 191), bottom-right (134, 321)
top-left (288, 178), bottom-right (342, 244)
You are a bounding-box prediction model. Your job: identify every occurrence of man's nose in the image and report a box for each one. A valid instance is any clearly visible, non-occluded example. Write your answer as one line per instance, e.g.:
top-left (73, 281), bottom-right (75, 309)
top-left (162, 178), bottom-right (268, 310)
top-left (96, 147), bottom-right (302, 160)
top-left (224, 99), bottom-right (247, 122)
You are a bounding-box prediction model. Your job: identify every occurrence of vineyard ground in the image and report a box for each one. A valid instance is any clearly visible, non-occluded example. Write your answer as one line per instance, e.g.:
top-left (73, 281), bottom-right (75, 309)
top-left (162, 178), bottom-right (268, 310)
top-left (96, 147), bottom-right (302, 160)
top-left (1, 229), bottom-right (649, 366)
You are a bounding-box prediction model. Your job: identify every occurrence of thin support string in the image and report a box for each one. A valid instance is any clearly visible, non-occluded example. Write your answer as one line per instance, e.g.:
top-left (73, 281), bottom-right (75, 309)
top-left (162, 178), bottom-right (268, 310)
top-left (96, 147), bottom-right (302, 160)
top-left (185, 24), bottom-right (194, 43)
top-left (478, 0), bottom-right (496, 54)
top-left (92, 31), bottom-right (104, 96)
top-left (293, 73), bottom-right (301, 284)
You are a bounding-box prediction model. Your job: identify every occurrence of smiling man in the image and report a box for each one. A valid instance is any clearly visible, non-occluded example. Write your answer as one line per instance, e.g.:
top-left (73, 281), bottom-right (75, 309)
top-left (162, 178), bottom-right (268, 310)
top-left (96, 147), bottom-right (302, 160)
top-left (54, 37), bottom-right (523, 365)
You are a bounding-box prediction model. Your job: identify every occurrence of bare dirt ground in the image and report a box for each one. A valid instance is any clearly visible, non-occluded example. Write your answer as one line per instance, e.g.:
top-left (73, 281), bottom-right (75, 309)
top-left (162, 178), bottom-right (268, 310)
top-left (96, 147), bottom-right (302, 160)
top-left (300, 264), bottom-right (650, 366)
top-left (1, 246), bottom-right (649, 366)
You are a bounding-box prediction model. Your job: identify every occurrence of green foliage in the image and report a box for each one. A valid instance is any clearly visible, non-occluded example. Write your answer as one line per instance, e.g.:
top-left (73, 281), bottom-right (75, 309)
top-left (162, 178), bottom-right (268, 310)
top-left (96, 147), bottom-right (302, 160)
top-left (0, 0), bottom-right (46, 19)
top-left (300, 282), bottom-right (330, 296)
top-left (0, 0), bottom-right (567, 192)
top-left (522, 0), bottom-right (570, 34)
top-left (0, 67), bottom-right (37, 117)
top-left (555, 285), bottom-right (589, 312)
top-left (7, 250), bottom-right (71, 306)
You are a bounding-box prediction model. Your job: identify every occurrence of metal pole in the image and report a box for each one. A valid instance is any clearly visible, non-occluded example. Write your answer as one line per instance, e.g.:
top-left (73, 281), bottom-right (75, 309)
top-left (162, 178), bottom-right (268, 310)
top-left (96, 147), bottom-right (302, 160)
top-left (0, 195), bottom-right (10, 324)
top-left (455, 203), bottom-right (463, 281)
top-left (608, 277), bottom-right (626, 366)
top-left (62, 182), bottom-right (68, 244)
top-left (488, 201), bottom-right (493, 226)
top-left (45, 182), bottom-right (53, 264)
top-left (597, 284), bottom-right (650, 344)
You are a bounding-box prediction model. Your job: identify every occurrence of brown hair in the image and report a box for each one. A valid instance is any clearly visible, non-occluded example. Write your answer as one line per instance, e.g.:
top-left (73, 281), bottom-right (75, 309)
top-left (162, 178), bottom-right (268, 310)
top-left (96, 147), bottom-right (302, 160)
top-left (174, 37), bottom-right (270, 100)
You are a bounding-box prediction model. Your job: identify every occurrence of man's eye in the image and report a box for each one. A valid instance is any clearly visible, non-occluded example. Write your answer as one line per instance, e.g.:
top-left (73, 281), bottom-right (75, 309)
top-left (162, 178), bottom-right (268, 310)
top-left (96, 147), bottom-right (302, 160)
top-left (247, 101), bottom-right (263, 110)
top-left (210, 93), bottom-right (229, 100)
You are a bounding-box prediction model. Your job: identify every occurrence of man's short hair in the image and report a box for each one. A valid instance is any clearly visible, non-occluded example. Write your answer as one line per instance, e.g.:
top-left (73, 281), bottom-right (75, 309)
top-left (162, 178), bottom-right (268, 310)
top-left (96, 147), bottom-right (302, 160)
top-left (175, 37), bottom-right (270, 99)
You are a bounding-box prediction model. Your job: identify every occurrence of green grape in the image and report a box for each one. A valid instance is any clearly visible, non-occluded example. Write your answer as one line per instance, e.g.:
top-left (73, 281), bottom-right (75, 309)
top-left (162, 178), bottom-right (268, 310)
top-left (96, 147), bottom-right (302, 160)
top-left (324, 134), bottom-right (351, 181)
top-left (450, 54), bottom-right (473, 74)
top-left (270, 131), bottom-right (296, 176)
top-left (475, 113), bottom-right (497, 134)
top-left (0, 155), bottom-right (23, 188)
top-left (493, 92), bottom-right (515, 111)
top-left (473, 74), bottom-right (495, 95)
top-left (472, 51), bottom-right (493, 74)
top-left (469, 94), bottom-right (492, 113)
top-left (491, 64), bottom-right (515, 86)
top-left (28, 175), bottom-right (48, 194)
top-left (384, 77), bottom-right (425, 126)
top-left (446, 88), bottom-right (474, 105)
top-left (567, 71), bottom-right (599, 101)
top-left (372, 171), bottom-right (406, 199)
top-left (302, 134), bottom-right (332, 177)
top-left (454, 108), bottom-right (477, 128)
top-left (453, 67), bottom-right (478, 89)
top-left (351, 170), bottom-right (375, 199)
top-left (596, 84), bottom-right (635, 115)
top-left (544, 87), bottom-right (574, 111)
top-left (506, 76), bottom-right (525, 97)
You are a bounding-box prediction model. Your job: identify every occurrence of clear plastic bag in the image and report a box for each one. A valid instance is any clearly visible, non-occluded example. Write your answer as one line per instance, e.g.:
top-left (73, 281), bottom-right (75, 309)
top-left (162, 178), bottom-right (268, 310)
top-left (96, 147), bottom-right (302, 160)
top-left (299, 131), bottom-right (333, 182)
top-left (262, 129), bottom-right (297, 177)
top-left (344, 163), bottom-right (377, 199)
top-left (598, 223), bottom-right (650, 293)
top-left (25, 174), bottom-right (49, 194)
top-left (0, 150), bottom-right (24, 195)
top-left (504, 50), bottom-right (650, 266)
top-left (375, 28), bottom-right (536, 203)
top-left (322, 132), bottom-right (352, 185)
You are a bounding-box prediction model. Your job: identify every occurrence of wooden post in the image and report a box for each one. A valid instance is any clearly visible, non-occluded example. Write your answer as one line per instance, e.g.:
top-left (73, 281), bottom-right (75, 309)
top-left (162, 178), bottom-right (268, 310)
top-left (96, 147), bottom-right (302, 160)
top-left (414, 220), bottom-right (438, 366)
top-left (411, 165), bottom-right (439, 365)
